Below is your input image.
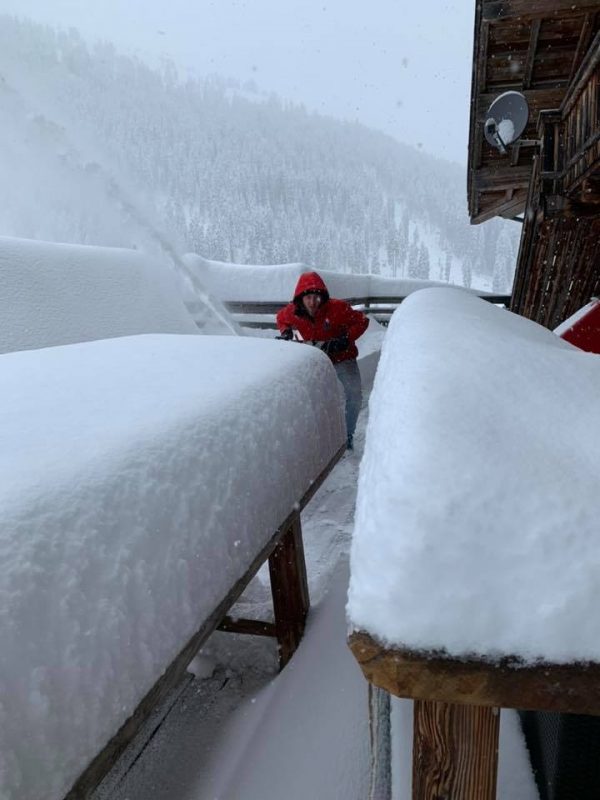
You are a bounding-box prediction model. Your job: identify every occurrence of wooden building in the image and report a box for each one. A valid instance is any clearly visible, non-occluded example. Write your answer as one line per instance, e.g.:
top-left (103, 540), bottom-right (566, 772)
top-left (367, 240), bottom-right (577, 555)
top-left (468, 0), bottom-right (600, 328)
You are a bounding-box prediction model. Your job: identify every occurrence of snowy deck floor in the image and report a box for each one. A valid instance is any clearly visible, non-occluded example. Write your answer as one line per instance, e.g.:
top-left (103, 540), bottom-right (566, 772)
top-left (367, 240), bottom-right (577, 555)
top-left (91, 405), bottom-right (539, 800)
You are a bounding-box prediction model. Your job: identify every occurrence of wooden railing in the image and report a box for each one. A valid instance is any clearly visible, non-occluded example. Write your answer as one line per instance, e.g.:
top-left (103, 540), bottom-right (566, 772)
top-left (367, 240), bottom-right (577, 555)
top-left (538, 32), bottom-right (600, 203)
top-left (349, 633), bottom-right (600, 800)
top-left (225, 294), bottom-right (512, 330)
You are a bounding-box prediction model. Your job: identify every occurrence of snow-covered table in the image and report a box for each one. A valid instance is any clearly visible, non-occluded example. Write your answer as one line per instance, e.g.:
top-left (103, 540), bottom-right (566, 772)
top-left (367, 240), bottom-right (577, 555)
top-left (347, 289), bottom-right (600, 799)
top-left (0, 333), bottom-right (345, 800)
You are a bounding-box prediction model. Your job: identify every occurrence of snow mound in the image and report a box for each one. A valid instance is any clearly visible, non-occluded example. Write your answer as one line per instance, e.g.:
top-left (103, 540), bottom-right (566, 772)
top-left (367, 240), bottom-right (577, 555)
top-left (0, 333), bottom-right (345, 800)
top-left (348, 287), bottom-right (600, 663)
top-left (0, 236), bottom-right (232, 354)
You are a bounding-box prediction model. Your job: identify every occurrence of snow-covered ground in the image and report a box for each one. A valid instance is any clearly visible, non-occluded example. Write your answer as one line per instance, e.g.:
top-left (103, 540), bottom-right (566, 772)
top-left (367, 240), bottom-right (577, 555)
top-left (349, 287), bottom-right (600, 664)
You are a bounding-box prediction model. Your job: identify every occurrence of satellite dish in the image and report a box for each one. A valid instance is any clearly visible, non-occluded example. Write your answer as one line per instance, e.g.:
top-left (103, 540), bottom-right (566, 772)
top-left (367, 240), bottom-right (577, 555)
top-left (484, 91), bottom-right (529, 154)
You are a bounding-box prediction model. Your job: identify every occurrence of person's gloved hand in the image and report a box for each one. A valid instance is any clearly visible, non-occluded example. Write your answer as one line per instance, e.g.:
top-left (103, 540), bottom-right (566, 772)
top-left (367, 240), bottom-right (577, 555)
top-left (321, 334), bottom-right (349, 355)
top-left (277, 328), bottom-right (294, 341)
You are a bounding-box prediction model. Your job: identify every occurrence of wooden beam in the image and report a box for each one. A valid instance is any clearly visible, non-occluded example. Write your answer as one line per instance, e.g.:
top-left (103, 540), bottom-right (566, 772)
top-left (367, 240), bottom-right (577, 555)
top-left (523, 19), bottom-right (541, 89)
top-left (562, 30), bottom-right (600, 115)
top-left (269, 513), bottom-right (310, 669)
top-left (470, 189), bottom-right (528, 223)
top-left (569, 12), bottom-right (596, 83)
top-left (412, 701), bottom-right (499, 800)
top-left (217, 616), bottom-right (277, 637)
top-left (483, 0), bottom-right (600, 22)
top-left (474, 165), bottom-right (532, 191)
top-left (348, 631), bottom-right (600, 716)
top-left (468, 3), bottom-right (489, 208)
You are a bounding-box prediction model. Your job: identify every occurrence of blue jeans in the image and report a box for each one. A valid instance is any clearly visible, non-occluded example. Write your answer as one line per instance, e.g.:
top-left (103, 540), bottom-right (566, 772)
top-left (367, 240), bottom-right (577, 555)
top-left (334, 359), bottom-right (362, 440)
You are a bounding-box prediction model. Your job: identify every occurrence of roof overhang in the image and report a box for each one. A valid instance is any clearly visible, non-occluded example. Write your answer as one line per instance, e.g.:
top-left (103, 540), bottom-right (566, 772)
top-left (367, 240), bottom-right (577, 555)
top-left (468, 0), bottom-right (600, 223)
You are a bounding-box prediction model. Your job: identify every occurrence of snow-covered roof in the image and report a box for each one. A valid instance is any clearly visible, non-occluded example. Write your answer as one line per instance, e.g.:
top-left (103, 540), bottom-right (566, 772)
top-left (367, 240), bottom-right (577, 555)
top-left (0, 333), bottom-right (345, 800)
top-left (348, 287), bottom-right (600, 664)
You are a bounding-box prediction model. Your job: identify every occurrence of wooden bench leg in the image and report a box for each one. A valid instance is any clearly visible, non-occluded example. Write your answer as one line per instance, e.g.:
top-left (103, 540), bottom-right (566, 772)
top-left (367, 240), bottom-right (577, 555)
top-left (412, 700), bottom-right (499, 800)
top-left (268, 513), bottom-right (310, 669)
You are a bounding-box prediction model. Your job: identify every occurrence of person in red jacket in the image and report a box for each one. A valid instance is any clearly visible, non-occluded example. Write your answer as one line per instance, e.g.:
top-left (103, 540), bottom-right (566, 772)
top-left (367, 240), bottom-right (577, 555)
top-left (276, 271), bottom-right (369, 449)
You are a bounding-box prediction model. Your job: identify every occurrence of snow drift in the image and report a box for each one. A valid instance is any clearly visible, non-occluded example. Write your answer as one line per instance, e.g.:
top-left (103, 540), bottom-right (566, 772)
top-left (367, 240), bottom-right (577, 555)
top-left (348, 287), bottom-right (600, 663)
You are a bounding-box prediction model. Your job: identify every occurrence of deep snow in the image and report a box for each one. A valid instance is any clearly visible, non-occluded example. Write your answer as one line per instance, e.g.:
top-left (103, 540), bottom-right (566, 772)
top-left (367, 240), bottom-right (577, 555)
top-left (0, 236), bottom-right (235, 354)
top-left (90, 404), bottom-right (539, 800)
top-left (0, 238), bottom-right (541, 798)
top-left (0, 333), bottom-right (344, 800)
top-left (348, 287), bottom-right (600, 663)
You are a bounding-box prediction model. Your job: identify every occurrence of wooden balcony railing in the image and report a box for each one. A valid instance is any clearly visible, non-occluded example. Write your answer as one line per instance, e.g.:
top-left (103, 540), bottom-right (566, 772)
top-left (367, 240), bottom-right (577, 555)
top-left (225, 294), bottom-right (512, 331)
top-left (542, 31), bottom-right (600, 202)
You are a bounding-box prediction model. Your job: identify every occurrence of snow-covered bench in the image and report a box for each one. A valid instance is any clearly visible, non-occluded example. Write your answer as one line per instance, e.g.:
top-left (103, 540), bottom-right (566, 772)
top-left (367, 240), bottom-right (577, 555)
top-left (0, 239), bottom-right (346, 800)
top-left (347, 288), bottom-right (600, 799)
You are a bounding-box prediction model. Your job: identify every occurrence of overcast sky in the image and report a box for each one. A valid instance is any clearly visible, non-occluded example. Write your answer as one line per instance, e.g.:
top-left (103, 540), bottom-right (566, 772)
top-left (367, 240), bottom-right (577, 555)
top-left (0, 0), bottom-right (475, 164)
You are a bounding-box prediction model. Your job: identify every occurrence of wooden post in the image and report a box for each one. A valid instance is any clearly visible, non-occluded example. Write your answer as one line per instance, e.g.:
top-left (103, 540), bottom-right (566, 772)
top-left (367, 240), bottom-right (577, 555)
top-left (268, 512), bottom-right (310, 669)
top-left (412, 700), bottom-right (499, 800)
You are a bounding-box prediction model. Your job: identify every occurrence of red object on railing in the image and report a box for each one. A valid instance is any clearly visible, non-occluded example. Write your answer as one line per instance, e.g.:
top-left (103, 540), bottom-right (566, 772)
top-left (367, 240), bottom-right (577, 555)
top-left (555, 298), bottom-right (600, 354)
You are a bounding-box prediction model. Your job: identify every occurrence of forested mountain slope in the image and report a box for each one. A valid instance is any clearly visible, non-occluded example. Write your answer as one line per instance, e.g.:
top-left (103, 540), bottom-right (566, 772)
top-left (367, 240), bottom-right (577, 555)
top-left (0, 15), bottom-right (518, 290)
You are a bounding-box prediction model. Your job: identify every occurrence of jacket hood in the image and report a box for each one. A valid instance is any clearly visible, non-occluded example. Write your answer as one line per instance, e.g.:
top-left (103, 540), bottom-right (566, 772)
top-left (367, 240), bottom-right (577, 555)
top-left (293, 271), bottom-right (329, 303)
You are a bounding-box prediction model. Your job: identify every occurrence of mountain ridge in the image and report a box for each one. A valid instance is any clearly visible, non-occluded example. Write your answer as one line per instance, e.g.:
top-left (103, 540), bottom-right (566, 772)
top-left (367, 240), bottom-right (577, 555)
top-left (0, 15), bottom-right (518, 290)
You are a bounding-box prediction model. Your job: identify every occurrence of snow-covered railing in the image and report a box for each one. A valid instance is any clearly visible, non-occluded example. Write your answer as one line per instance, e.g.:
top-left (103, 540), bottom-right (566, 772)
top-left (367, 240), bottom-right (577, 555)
top-left (181, 255), bottom-right (511, 330)
top-left (0, 237), bottom-right (202, 354)
top-left (1, 334), bottom-right (346, 800)
top-left (347, 288), bottom-right (600, 800)
top-left (225, 294), bottom-right (511, 329)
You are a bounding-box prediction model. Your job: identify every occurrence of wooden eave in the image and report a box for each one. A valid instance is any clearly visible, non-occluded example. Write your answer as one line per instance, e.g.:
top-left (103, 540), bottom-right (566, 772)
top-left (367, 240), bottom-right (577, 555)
top-left (468, 0), bottom-right (600, 224)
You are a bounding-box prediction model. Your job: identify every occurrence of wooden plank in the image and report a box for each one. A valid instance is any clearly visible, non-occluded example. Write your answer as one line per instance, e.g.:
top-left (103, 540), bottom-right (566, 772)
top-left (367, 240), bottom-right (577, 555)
top-left (474, 165), bottom-right (532, 191)
top-left (523, 19), bottom-right (541, 89)
top-left (217, 616), bottom-right (277, 637)
top-left (569, 12), bottom-right (596, 83)
top-left (477, 87), bottom-right (564, 119)
top-left (467, 7), bottom-right (489, 216)
top-left (348, 631), bottom-right (600, 716)
top-left (471, 187), bottom-right (529, 223)
top-left (226, 301), bottom-right (284, 314)
top-left (269, 513), bottom-right (310, 668)
top-left (561, 30), bottom-right (600, 114)
top-left (65, 444), bottom-right (345, 799)
top-left (483, 0), bottom-right (600, 22)
top-left (412, 701), bottom-right (499, 800)
top-left (413, 704), bottom-right (497, 798)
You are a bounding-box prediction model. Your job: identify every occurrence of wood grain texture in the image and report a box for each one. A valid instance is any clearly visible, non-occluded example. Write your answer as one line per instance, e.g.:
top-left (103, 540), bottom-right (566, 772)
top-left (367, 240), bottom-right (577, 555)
top-left (348, 631), bottom-right (600, 716)
top-left (412, 701), bottom-right (499, 800)
top-left (269, 513), bottom-right (310, 669)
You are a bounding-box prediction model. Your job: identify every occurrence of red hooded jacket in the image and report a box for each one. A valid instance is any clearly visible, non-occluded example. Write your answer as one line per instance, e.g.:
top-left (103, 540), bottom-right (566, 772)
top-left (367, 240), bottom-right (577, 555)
top-left (276, 272), bottom-right (369, 364)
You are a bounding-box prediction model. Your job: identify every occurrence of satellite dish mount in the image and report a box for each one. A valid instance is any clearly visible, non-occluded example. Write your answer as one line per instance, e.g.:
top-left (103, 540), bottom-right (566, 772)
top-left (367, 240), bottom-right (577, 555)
top-left (483, 91), bottom-right (534, 155)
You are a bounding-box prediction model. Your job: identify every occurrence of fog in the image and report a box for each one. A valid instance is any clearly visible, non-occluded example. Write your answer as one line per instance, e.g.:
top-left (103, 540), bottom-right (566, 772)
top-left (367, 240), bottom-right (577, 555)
top-left (0, 0), bottom-right (474, 163)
